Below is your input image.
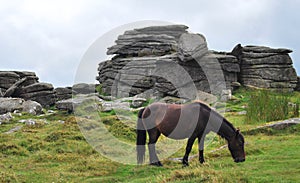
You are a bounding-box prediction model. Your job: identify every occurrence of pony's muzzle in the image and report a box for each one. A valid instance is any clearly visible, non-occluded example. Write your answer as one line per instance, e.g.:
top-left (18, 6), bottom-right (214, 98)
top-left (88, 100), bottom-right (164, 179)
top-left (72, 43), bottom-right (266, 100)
top-left (234, 157), bottom-right (245, 163)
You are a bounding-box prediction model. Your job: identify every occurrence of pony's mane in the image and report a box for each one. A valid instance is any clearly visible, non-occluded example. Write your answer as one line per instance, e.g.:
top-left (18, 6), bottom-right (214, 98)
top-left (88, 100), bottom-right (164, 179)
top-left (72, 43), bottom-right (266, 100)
top-left (193, 101), bottom-right (237, 132)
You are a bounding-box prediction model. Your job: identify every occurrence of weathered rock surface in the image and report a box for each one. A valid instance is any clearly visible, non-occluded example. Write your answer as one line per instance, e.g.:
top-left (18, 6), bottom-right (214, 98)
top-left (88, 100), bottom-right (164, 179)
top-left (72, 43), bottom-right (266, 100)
top-left (0, 71), bottom-right (56, 107)
top-left (19, 83), bottom-right (56, 107)
top-left (72, 83), bottom-right (97, 94)
top-left (22, 100), bottom-right (43, 115)
top-left (97, 25), bottom-right (241, 99)
top-left (231, 44), bottom-right (298, 91)
top-left (0, 98), bottom-right (43, 115)
top-left (55, 87), bottom-right (73, 101)
top-left (295, 76), bottom-right (300, 92)
top-left (107, 25), bottom-right (187, 56)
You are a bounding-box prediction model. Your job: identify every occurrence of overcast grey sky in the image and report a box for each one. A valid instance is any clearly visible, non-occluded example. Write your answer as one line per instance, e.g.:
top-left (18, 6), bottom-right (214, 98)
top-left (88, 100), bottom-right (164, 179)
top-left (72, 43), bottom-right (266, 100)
top-left (0, 0), bottom-right (299, 87)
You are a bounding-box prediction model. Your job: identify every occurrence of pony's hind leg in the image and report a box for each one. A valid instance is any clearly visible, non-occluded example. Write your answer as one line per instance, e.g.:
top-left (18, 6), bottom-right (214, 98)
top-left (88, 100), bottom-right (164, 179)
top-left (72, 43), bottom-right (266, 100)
top-left (147, 128), bottom-right (162, 166)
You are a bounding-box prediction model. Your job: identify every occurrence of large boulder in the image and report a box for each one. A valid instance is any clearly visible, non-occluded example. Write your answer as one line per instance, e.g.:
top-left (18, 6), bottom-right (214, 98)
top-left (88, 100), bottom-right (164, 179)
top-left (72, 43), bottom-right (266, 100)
top-left (231, 44), bottom-right (298, 91)
top-left (19, 83), bottom-right (56, 107)
top-left (0, 98), bottom-right (43, 115)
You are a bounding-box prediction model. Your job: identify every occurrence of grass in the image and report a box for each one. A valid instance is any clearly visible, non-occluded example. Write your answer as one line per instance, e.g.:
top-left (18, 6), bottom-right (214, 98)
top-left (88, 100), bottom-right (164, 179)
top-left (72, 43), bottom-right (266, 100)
top-left (0, 90), bottom-right (300, 182)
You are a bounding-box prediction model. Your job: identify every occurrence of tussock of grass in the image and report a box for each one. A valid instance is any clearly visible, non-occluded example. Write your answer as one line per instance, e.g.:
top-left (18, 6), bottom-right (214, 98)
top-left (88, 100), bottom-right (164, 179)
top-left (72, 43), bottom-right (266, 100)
top-left (245, 89), bottom-right (299, 124)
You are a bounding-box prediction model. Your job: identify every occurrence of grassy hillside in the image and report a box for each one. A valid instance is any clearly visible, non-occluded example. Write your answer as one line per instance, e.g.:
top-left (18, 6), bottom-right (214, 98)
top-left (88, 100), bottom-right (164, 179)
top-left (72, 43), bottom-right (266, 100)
top-left (1, 89), bottom-right (300, 182)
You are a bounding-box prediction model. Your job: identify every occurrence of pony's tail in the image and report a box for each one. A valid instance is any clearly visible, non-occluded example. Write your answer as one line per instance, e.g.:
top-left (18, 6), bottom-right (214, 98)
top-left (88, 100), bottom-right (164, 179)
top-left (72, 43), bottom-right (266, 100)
top-left (136, 108), bottom-right (146, 165)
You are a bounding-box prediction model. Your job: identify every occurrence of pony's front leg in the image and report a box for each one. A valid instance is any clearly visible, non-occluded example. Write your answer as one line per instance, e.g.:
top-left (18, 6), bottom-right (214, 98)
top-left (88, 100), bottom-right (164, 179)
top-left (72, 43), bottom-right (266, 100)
top-left (198, 135), bottom-right (206, 164)
top-left (182, 136), bottom-right (197, 166)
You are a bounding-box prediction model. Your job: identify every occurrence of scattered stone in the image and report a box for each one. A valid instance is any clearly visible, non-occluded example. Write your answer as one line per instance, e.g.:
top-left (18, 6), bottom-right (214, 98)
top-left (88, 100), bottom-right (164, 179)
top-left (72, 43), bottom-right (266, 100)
top-left (0, 112), bottom-right (13, 124)
top-left (131, 98), bottom-right (147, 108)
top-left (237, 111), bottom-right (247, 115)
top-left (101, 101), bottom-right (131, 112)
top-left (19, 119), bottom-right (36, 125)
top-left (56, 94), bottom-right (103, 113)
top-left (220, 89), bottom-right (232, 102)
top-left (4, 126), bottom-right (23, 134)
top-left (58, 120), bottom-right (65, 124)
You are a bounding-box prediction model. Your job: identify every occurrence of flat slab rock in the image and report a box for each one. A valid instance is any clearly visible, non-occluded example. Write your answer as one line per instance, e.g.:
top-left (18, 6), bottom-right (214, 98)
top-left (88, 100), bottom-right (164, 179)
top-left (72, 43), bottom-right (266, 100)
top-left (247, 118), bottom-right (300, 132)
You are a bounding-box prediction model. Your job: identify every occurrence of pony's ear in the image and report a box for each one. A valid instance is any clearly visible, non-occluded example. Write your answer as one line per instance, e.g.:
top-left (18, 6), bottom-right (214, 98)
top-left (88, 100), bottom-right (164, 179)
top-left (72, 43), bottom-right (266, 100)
top-left (236, 128), bottom-right (240, 136)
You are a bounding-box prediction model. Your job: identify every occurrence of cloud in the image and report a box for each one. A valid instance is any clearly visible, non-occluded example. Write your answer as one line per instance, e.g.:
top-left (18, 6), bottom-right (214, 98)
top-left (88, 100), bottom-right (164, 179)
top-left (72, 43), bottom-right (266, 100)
top-left (0, 0), bottom-right (299, 87)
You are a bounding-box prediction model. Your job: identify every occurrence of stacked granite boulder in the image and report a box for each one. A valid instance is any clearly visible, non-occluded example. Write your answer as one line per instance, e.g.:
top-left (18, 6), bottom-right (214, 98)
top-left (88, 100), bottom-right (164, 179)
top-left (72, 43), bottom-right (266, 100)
top-left (55, 87), bottom-right (73, 101)
top-left (0, 71), bottom-right (38, 94)
top-left (0, 71), bottom-right (56, 107)
top-left (18, 83), bottom-right (56, 107)
top-left (231, 44), bottom-right (298, 91)
top-left (97, 25), bottom-right (240, 99)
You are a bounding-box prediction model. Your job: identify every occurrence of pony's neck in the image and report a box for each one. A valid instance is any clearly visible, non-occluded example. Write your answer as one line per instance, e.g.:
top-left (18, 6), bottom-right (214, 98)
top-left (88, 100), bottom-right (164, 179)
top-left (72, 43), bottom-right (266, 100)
top-left (217, 118), bottom-right (236, 141)
top-left (207, 110), bottom-right (236, 141)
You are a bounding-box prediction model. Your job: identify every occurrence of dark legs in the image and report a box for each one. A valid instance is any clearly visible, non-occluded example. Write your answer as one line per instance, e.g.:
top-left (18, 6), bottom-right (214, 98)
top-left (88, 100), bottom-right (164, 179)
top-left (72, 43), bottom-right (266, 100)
top-left (198, 134), bottom-right (206, 164)
top-left (148, 128), bottom-right (162, 166)
top-left (182, 133), bottom-right (206, 166)
top-left (182, 135), bottom-right (197, 166)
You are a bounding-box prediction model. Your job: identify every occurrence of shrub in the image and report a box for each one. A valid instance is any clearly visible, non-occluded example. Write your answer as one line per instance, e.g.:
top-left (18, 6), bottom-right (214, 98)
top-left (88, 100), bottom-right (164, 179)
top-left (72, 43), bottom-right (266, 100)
top-left (245, 90), bottom-right (298, 124)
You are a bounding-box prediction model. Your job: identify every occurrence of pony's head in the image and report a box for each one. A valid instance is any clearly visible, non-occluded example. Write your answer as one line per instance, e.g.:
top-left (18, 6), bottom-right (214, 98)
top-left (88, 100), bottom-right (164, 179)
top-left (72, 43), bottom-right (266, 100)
top-left (228, 130), bottom-right (245, 163)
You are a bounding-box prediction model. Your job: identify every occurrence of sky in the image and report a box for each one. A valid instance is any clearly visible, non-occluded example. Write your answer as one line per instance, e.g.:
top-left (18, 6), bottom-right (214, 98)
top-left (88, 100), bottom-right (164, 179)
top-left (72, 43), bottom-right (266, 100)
top-left (0, 0), bottom-right (299, 87)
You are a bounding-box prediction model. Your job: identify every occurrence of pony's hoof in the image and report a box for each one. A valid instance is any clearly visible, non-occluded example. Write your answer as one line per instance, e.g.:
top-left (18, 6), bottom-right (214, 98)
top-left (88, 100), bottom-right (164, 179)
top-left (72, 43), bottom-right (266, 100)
top-left (182, 162), bottom-right (189, 167)
top-left (150, 161), bottom-right (163, 167)
top-left (200, 159), bottom-right (205, 164)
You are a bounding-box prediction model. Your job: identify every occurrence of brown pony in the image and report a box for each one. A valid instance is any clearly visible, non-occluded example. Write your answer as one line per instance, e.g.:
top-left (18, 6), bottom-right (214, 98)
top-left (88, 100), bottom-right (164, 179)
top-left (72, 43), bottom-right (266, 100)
top-left (136, 101), bottom-right (245, 166)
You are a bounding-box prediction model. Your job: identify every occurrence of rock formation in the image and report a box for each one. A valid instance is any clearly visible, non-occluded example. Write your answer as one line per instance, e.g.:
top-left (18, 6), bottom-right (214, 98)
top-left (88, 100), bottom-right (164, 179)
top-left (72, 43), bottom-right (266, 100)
top-left (231, 44), bottom-right (298, 91)
top-left (0, 71), bottom-right (56, 107)
top-left (97, 25), bottom-right (240, 99)
top-left (97, 25), bottom-right (298, 98)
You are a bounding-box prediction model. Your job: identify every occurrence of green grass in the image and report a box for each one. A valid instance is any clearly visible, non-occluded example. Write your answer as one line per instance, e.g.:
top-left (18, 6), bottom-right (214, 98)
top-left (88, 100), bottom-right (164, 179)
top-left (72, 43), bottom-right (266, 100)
top-left (1, 90), bottom-right (300, 182)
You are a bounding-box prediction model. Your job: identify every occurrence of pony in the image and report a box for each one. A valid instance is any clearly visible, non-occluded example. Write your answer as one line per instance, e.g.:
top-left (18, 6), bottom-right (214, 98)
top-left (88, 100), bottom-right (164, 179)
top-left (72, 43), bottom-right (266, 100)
top-left (136, 101), bottom-right (245, 166)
